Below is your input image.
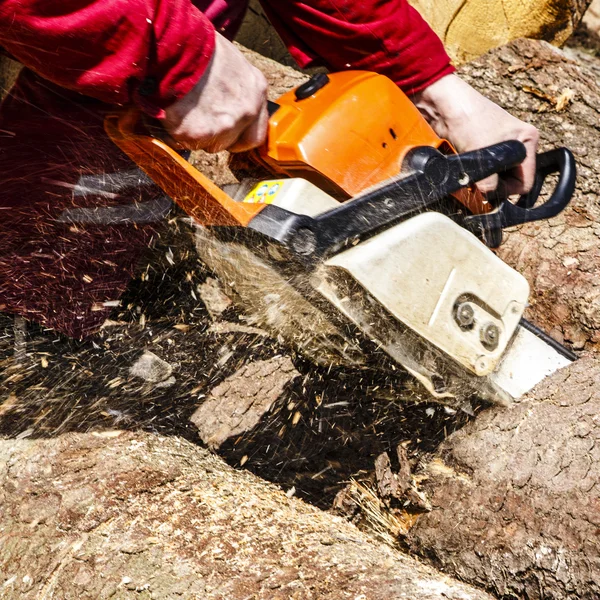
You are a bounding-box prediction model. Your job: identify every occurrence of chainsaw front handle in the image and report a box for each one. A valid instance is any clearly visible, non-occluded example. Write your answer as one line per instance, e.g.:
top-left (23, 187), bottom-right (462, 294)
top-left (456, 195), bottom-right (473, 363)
top-left (253, 140), bottom-right (535, 265)
top-left (104, 109), bottom-right (267, 228)
top-left (464, 147), bottom-right (576, 247)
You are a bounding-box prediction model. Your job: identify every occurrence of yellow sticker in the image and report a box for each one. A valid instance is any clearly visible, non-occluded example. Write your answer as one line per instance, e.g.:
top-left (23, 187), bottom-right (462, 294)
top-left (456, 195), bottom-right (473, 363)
top-left (243, 180), bottom-right (284, 204)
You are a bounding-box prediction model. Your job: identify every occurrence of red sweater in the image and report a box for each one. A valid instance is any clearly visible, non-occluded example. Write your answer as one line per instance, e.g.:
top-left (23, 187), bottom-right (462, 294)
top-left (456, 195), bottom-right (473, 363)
top-left (0, 0), bottom-right (453, 117)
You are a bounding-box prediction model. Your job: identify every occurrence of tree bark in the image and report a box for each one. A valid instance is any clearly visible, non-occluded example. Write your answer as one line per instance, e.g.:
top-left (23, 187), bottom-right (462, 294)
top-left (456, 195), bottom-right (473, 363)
top-left (405, 355), bottom-right (600, 600)
top-left (0, 430), bottom-right (493, 600)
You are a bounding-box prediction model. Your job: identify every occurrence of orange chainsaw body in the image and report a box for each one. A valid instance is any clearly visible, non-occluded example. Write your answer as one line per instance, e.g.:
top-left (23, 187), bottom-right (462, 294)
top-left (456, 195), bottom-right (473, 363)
top-left (106, 71), bottom-right (489, 227)
top-left (253, 71), bottom-right (445, 197)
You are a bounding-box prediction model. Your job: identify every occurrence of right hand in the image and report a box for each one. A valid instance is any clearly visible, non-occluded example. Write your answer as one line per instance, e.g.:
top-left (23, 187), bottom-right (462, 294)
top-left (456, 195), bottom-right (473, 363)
top-left (163, 33), bottom-right (269, 153)
top-left (411, 75), bottom-right (539, 197)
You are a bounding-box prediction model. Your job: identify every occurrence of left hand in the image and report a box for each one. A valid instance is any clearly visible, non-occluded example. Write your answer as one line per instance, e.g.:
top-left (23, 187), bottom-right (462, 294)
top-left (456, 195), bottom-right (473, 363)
top-left (411, 74), bottom-right (539, 196)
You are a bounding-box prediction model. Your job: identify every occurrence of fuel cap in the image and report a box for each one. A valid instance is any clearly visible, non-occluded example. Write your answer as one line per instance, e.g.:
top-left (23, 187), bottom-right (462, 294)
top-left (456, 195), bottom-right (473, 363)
top-left (295, 73), bottom-right (330, 100)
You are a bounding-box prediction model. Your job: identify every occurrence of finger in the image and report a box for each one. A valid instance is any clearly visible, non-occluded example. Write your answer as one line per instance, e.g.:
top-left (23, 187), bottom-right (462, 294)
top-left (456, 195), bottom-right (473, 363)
top-left (502, 139), bottom-right (538, 196)
top-left (474, 173), bottom-right (500, 195)
top-left (202, 115), bottom-right (254, 153)
top-left (228, 103), bottom-right (269, 153)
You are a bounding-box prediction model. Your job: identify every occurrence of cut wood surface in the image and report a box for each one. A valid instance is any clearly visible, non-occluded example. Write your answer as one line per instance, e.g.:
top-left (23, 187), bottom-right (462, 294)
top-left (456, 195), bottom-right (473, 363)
top-left (409, 0), bottom-right (591, 63)
top-left (583, 0), bottom-right (600, 32)
top-left (0, 430), bottom-right (494, 600)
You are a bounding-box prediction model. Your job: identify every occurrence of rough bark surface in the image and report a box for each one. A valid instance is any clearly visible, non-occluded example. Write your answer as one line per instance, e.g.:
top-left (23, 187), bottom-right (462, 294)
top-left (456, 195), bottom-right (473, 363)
top-left (190, 355), bottom-right (300, 449)
top-left (410, 0), bottom-right (591, 63)
top-left (406, 355), bottom-right (600, 599)
top-left (456, 38), bottom-right (600, 351)
top-left (0, 430), bottom-right (494, 600)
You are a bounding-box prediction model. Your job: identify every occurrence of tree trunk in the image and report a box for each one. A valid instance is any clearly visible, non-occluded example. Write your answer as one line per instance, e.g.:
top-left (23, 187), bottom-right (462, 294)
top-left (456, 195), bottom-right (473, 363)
top-left (0, 430), bottom-right (493, 600)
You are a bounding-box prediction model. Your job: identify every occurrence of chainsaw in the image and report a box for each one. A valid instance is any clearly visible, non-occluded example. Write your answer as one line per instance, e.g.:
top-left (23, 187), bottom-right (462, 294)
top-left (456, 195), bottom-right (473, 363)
top-left (105, 71), bottom-right (577, 406)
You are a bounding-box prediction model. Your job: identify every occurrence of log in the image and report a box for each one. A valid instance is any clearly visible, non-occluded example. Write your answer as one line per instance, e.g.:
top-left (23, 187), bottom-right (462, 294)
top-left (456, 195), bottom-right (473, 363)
top-left (405, 355), bottom-right (600, 599)
top-left (409, 0), bottom-right (591, 63)
top-left (319, 38), bottom-right (600, 599)
top-left (0, 430), bottom-right (494, 599)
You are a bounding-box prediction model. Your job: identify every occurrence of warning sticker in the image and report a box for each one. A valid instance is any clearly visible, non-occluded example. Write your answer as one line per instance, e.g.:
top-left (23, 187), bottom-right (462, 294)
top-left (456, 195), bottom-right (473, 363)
top-left (243, 180), bottom-right (283, 204)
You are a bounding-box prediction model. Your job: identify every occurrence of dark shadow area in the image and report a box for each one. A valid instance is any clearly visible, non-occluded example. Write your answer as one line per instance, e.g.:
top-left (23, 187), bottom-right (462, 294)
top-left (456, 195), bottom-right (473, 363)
top-left (0, 217), bottom-right (480, 510)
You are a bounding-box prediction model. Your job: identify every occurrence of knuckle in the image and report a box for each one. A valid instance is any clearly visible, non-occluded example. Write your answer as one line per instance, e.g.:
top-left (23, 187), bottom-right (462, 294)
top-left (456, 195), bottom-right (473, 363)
top-left (523, 124), bottom-right (539, 142)
top-left (217, 113), bottom-right (237, 132)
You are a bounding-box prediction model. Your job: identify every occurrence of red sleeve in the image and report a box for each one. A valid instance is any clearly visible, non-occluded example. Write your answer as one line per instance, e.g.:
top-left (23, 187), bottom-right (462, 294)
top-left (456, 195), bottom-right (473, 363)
top-left (0, 0), bottom-right (216, 117)
top-left (258, 0), bottom-right (454, 95)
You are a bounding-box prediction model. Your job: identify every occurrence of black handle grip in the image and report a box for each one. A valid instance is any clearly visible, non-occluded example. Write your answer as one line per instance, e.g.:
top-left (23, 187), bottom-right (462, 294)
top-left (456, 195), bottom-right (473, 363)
top-left (464, 147), bottom-right (576, 247)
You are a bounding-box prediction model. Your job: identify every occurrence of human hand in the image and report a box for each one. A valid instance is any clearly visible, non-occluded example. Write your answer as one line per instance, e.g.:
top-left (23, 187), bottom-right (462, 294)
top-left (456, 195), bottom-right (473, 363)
top-left (163, 33), bottom-right (269, 153)
top-left (412, 74), bottom-right (539, 196)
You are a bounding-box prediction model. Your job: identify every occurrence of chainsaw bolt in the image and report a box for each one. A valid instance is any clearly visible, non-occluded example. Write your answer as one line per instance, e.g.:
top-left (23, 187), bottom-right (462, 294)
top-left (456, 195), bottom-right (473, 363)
top-left (292, 227), bottom-right (317, 256)
top-left (455, 302), bottom-right (475, 329)
top-left (480, 322), bottom-right (500, 350)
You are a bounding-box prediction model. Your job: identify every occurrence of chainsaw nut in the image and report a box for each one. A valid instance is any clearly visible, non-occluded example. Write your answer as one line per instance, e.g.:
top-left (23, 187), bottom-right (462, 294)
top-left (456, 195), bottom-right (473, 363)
top-left (454, 301), bottom-right (476, 329)
top-left (480, 322), bottom-right (500, 350)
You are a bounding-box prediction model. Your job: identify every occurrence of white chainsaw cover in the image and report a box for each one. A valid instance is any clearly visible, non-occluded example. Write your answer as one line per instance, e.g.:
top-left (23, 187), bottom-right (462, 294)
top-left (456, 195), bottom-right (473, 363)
top-left (323, 212), bottom-right (530, 376)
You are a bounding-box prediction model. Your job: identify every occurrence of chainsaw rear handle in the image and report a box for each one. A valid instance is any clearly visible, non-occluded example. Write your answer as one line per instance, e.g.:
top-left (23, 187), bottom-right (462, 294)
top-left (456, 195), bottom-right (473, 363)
top-left (464, 147), bottom-right (576, 247)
